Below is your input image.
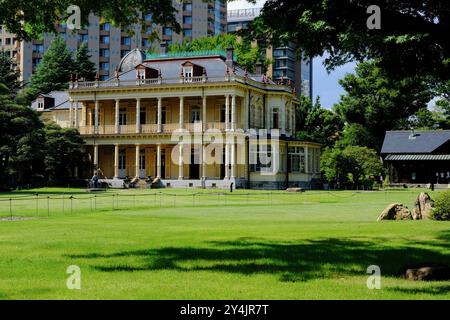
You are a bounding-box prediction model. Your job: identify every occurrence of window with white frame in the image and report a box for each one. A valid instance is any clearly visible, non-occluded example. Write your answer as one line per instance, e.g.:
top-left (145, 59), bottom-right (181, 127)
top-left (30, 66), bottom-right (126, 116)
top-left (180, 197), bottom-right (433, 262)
top-left (37, 99), bottom-right (44, 110)
top-left (289, 147), bottom-right (305, 173)
top-left (250, 144), bottom-right (272, 172)
top-left (183, 66), bottom-right (193, 82)
top-left (119, 108), bottom-right (127, 125)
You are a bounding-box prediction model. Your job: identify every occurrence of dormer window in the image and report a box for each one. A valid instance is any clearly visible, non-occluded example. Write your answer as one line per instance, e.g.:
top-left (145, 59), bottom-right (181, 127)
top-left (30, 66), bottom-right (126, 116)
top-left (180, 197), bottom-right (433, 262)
top-left (37, 98), bottom-right (45, 111)
top-left (135, 64), bottom-right (159, 84)
top-left (183, 66), bottom-right (193, 82)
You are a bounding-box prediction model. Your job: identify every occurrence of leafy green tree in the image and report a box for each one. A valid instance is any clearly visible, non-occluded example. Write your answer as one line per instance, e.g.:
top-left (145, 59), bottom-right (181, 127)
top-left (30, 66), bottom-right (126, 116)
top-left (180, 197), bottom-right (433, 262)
top-left (321, 145), bottom-right (384, 189)
top-left (247, 0), bottom-right (449, 83)
top-left (334, 61), bottom-right (433, 151)
top-left (27, 37), bottom-right (75, 100)
top-left (168, 34), bottom-right (269, 73)
top-left (0, 84), bottom-right (45, 188)
top-left (0, 50), bottom-right (21, 93)
top-left (336, 123), bottom-right (378, 150)
top-left (296, 96), bottom-right (343, 148)
top-left (74, 43), bottom-right (96, 81)
top-left (43, 123), bottom-right (86, 183)
top-left (0, 0), bottom-right (179, 41)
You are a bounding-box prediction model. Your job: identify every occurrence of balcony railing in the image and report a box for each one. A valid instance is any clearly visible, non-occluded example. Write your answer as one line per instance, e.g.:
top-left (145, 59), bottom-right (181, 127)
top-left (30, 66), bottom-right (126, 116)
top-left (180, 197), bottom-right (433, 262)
top-left (69, 74), bottom-right (294, 94)
top-left (78, 122), bottom-right (221, 135)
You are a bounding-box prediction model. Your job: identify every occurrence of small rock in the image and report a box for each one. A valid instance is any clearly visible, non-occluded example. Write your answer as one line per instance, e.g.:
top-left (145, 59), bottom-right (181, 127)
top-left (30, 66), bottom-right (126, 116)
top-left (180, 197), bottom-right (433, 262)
top-left (286, 187), bottom-right (304, 192)
top-left (377, 203), bottom-right (412, 221)
top-left (403, 263), bottom-right (450, 281)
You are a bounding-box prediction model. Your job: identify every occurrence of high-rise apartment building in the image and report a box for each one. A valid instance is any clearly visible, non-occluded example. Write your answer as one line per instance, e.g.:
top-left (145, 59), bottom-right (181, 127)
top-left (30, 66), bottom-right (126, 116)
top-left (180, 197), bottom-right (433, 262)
top-left (0, 0), bottom-right (227, 83)
top-left (227, 7), bottom-right (313, 99)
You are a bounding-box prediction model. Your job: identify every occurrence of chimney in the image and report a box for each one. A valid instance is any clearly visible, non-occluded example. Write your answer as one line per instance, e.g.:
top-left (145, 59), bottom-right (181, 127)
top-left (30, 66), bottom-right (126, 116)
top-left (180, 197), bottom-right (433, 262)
top-left (160, 41), bottom-right (168, 56)
top-left (226, 45), bottom-right (234, 68)
top-left (255, 60), bottom-right (263, 76)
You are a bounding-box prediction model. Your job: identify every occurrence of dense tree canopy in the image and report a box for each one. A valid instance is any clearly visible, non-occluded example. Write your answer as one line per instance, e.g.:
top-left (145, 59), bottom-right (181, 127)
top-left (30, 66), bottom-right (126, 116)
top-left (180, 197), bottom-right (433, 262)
top-left (334, 61), bottom-right (433, 151)
top-left (321, 146), bottom-right (384, 189)
top-left (168, 34), bottom-right (268, 73)
top-left (0, 0), bottom-right (179, 41)
top-left (247, 0), bottom-right (449, 84)
top-left (295, 96), bottom-right (343, 148)
top-left (74, 43), bottom-right (96, 81)
top-left (0, 51), bottom-right (21, 93)
top-left (0, 47), bottom-right (87, 188)
top-left (28, 37), bottom-right (75, 98)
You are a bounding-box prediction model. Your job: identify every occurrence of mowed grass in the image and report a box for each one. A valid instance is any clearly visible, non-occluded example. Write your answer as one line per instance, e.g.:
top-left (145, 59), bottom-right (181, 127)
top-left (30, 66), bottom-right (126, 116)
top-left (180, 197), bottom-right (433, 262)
top-left (0, 188), bottom-right (449, 300)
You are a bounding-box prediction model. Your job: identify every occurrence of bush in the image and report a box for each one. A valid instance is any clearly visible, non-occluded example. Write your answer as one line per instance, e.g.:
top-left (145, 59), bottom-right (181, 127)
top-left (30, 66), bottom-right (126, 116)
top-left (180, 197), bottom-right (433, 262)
top-left (431, 190), bottom-right (450, 220)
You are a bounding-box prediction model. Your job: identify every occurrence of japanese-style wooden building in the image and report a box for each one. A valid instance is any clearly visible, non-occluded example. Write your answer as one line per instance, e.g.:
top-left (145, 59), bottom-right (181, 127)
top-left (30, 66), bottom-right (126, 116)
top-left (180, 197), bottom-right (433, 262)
top-left (381, 130), bottom-right (450, 185)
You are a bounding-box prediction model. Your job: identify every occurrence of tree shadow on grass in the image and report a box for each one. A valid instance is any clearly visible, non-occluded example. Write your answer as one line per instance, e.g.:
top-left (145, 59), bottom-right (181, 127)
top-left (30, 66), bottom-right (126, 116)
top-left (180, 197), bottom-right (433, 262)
top-left (66, 236), bottom-right (450, 284)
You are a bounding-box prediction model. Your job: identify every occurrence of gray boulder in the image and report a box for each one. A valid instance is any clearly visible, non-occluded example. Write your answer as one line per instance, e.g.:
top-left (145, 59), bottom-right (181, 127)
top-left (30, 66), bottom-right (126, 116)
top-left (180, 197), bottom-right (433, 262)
top-left (412, 192), bottom-right (434, 220)
top-left (377, 203), bottom-right (412, 221)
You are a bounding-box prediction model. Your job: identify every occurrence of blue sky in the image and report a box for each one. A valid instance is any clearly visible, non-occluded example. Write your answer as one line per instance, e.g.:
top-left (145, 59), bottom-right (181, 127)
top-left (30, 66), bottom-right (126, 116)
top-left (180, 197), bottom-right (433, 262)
top-left (229, 0), bottom-right (357, 109)
top-left (313, 58), bottom-right (356, 109)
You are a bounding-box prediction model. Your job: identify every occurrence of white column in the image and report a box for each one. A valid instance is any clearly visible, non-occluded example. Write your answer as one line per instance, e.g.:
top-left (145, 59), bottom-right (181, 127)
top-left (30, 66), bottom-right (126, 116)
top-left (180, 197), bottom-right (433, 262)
top-left (224, 143), bottom-right (229, 179)
top-left (266, 102), bottom-right (270, 131)
top-left (114, 144), bottom-right (119, 178)
top-left (115, 99), bottom-right (120, 134)
top-left (95, 101), bottom-right (100, 134)
top-left (202, 96), bottom-right (207, 132)
top-left (69, 101), bottom-right (73, 128)
top-left (243, 94), bottom-right (249, 130)
top-left (231, 95), bottom-right (236, 131)
top-left (231, 142), bottom-right (236, 179)
top-left (136, 98), bottom-right (141, 133)
top-left (202, 144), bottom-right (207, 180)
top-left (93, 145), bottom-right (98, 172)
top-left (282, 102), bottom-right (286, 135)
top-left (74, 101), bottom-right (79, 128)
top-left (179, 97), bottom-right (184, 129)
top-left (135, 144), bottom-right (140, 178)
top-left (156, 144), bottom-right (162, 178)
top-left (225, 95), bottom-right (230, 131)
top-left (178, 144), bottom-right (184, 180)
top-left (157, 98), bottom-right (162, 133)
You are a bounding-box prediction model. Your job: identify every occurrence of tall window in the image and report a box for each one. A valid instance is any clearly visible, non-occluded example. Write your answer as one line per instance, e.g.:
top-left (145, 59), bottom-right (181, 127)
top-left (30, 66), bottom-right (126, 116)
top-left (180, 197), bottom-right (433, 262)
top-left (183, 66), bottom-right (193, 82)
top-left (289, 147), bottom-right (305, 173)
top-left (272, 108), bottom-right (279, 129)
top-left (118, 152), bottom-right (126, 170)
top-left (119, 109), bottom-right (127, 125)
top-left (140, 110), bottom-right (146, 125)
top-left (250, 145), bottom-right (272, 172)
top-left (191, 107), bottom-right (200, 123)
top-left (139, 151), bottom-right (146, 170)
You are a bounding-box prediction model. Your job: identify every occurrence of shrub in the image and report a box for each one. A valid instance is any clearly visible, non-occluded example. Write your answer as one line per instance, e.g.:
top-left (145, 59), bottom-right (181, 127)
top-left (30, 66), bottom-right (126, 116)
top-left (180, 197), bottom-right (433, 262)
top-left (431, 190), bottom-right (450, 220)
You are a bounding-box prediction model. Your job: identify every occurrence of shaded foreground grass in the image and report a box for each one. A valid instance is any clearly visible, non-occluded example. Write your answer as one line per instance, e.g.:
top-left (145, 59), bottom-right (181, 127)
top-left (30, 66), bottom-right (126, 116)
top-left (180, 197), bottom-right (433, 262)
top-left (0, 188), bottom-right (449, 299)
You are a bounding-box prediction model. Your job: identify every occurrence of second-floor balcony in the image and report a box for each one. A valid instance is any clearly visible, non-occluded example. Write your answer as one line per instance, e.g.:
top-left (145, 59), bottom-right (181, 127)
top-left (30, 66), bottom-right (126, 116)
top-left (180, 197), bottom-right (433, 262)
top-left (78, 122), bottom-right (227, 135)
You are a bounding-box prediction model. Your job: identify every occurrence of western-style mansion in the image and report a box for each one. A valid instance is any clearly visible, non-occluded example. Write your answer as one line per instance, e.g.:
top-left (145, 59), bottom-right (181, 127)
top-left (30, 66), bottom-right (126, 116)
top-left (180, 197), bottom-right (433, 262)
top-left (33, 47), bottom-right (320, 189)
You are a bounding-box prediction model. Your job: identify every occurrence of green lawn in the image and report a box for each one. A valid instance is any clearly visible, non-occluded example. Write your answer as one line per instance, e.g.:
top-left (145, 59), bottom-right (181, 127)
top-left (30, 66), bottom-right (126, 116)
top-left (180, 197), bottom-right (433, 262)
top-left (0, 188), bottom-right (449, 300)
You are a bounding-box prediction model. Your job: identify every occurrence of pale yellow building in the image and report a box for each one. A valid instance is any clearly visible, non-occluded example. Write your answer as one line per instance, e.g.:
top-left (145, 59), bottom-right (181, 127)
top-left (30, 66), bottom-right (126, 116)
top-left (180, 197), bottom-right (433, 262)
top-left (35, 48), bottom-right (321, 189)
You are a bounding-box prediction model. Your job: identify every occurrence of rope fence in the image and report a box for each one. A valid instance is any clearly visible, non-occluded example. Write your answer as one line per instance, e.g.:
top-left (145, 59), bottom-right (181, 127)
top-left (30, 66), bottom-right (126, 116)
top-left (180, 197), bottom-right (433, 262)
top-left (0, 188), bottom-right (431, 220)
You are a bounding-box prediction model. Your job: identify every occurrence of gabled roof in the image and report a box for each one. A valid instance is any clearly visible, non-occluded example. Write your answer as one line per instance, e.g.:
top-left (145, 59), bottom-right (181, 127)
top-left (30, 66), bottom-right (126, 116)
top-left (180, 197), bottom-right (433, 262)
top-left (381, 130), bottom-right (450, 154)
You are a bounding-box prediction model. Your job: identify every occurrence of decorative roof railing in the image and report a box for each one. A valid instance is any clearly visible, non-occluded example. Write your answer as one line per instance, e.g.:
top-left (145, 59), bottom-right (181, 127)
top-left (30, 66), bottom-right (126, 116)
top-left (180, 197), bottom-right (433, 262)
top-left (145, 50), bottom-right (229, 60)
top-left (69, 74), bottom-right (296, 95)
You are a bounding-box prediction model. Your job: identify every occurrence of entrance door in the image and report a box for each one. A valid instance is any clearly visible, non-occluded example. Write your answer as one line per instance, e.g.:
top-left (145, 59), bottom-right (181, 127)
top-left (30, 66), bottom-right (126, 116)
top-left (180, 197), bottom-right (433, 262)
top-left (190, 148), bottom-right (200, 179)
top-left (220, 147), bottom-right (225, 179)
top-left (161, 149), bottom-right (166, 178)
top-left (139, 151), bottom-right (146, 178)
top-left (118, 152), bottom-right (126, 178)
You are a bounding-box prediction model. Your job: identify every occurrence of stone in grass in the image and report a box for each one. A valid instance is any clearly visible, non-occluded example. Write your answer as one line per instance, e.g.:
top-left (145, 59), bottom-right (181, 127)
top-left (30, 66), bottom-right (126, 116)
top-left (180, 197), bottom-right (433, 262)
top-left (412, 192), bottom-right (435, 220)
top-left (285, 187), bottom-right (304, 192)
top-left (403, 263), bottom-right (450, 281)
top-left (377, 203), bottom-right (412, 221)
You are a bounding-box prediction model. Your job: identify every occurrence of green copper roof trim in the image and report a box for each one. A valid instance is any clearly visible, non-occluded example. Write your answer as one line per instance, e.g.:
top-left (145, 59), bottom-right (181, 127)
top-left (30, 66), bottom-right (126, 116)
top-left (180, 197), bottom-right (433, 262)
top-left (145, 50), bottom-right (237, 61)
